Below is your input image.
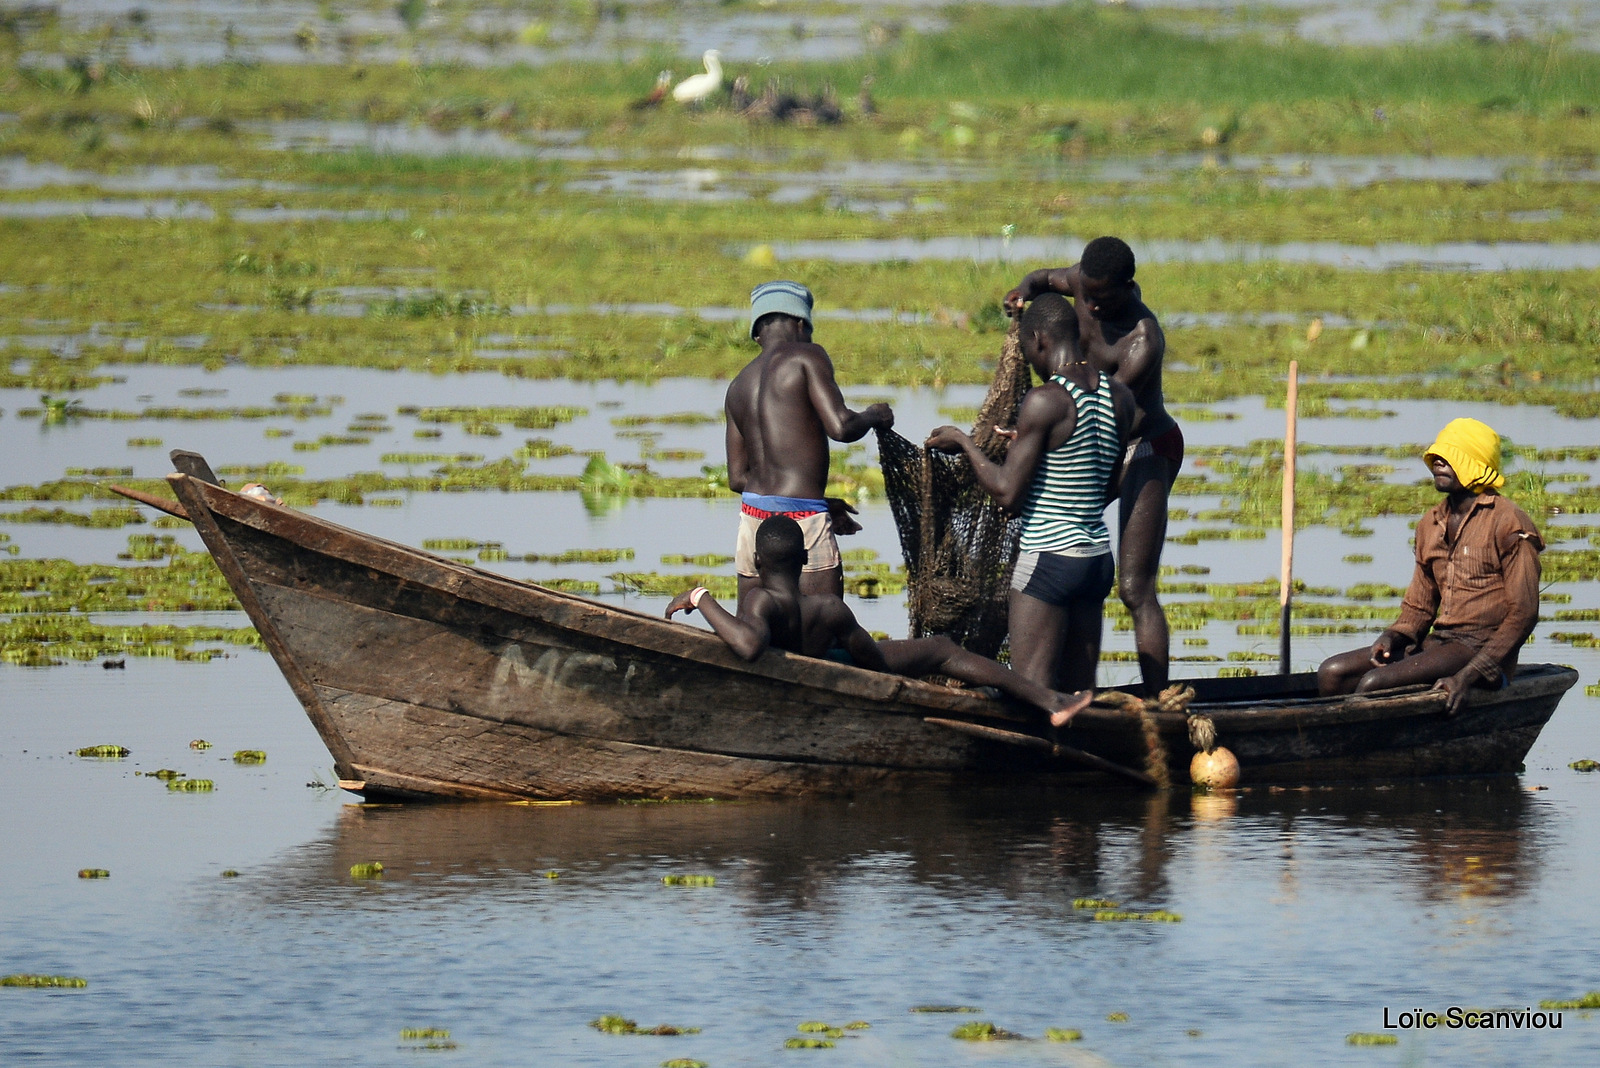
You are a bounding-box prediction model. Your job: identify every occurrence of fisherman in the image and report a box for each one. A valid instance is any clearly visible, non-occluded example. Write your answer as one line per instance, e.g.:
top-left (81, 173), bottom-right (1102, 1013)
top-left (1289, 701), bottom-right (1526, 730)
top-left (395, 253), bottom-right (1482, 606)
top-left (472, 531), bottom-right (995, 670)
top-left (666, 516), bottom-right (1093, 726)
top-left (924, 293), bottom-right (1134, 696)
top-left (725, 280), bottom-right (894, 600)
top-left (1316, 418), bottom-right (1542, 714)
top-left (1003, 237), bottom-right (1177, 696)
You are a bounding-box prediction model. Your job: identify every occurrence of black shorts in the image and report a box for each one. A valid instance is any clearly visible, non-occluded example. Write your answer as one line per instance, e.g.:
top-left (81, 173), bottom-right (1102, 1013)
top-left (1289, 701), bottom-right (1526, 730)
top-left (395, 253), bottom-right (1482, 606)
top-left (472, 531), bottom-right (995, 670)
top-left (1010, 551), bottom-right (1114, 608)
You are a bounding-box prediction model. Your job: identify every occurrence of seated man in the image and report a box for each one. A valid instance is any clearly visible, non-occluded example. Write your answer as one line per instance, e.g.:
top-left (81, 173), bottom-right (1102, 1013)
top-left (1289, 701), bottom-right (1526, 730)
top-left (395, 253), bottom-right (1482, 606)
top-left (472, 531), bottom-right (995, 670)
top-left (666, 516), bottom-right (1092, 726)
top-left (1316, 418), bottom-right (1542, 714)
top-left (924, 293), bottom-right (1134, 696)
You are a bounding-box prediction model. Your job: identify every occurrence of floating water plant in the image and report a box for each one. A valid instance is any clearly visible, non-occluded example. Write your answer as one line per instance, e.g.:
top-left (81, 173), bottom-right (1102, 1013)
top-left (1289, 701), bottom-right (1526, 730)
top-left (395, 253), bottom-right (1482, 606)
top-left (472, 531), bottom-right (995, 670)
top-left (949, 1022), bottom-right (1020, 1040)
top-left (190, 739), bottom-right (212, 750)
top-left (785, 1037), bottom-right (836, 1049)
top-left (796, 1023), bottom-right (843, 1037)
top-left (1093, 910), bottom-right (1182, 923)
top-left (221, 870), bottom-right (240, 877)
top-left (168, 778), bottom-right (215, 792)
top-left (232, 750), bottom-right (267, 764)
top-left (1106, 1012), bottom-right (1130, 1022)
top-left (1044, 1028), bottom-right (1082, 1041)
top-left (1570, 759), bottom-right (1600, 772)
top-left (75, 745), bottom-right (129, 758)
top-left (400, 1029), bottom-right (451, 1040)
top-left (541, 870), bottom-right (560, 879)
top-left (911, 1006), bottom-right (980, 1013)
top-left (1, 975), bottom-right (87, 988)
top-left (1073, 898), bottom-right (1118, 909)
top-left (589, 1015), bottom-right (700, 1036)
top-left (1539, 991), bottom-right (1600, 1009)
top-left (77, 869), bottom-right (110, 879)
top-left (1346, 1033), bottom-right (1398, 1046)
top-left (144, 769), bottom-right (182, 780)
top-left (661, 1060), bottom-right (708, 1068)
top-left (661, 874), bottom-right (716, 887)
top-left (843, 1021), bottom-right (869, 1029)
top-left (350, 862), bottom-right (384, 879)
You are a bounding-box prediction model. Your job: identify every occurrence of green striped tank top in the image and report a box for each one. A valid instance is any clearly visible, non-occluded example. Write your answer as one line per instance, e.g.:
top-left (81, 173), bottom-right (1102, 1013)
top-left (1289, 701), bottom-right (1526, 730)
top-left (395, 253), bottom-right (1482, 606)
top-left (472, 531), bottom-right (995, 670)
top-left (1018, 371), bottom-right (1119, 556)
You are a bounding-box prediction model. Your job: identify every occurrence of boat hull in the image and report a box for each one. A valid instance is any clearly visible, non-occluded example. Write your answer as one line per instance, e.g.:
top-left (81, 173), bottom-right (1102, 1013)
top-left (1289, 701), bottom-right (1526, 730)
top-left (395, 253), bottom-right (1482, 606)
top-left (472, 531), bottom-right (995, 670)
top-left (163, 465), bottom-right (1579, 800)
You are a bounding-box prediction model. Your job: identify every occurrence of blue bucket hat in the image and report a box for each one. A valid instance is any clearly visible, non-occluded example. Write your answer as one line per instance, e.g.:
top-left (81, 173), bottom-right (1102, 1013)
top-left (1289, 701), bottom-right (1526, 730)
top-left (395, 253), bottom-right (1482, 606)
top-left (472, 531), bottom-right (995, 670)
top-left (749, 280), bottom-right (814, 339)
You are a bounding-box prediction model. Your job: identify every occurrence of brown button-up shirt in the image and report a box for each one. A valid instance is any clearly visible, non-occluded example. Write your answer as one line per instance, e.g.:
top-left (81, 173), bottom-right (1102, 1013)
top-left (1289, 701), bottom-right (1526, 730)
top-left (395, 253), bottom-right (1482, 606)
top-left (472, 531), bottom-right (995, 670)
top-left (1392, 492), bottom-right (1543, 683)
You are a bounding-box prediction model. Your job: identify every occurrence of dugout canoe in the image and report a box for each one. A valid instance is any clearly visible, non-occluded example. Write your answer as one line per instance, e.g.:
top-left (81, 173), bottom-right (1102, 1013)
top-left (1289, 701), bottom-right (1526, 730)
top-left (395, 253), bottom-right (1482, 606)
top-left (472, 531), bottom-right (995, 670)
top-left (138, 452), bottom-right (1578, 801)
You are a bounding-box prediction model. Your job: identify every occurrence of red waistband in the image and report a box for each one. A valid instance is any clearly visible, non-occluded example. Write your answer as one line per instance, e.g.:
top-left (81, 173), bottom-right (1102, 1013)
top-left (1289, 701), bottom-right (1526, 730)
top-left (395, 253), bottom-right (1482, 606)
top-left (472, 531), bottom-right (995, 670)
top-left (741, 502), bottom-right (825, 520)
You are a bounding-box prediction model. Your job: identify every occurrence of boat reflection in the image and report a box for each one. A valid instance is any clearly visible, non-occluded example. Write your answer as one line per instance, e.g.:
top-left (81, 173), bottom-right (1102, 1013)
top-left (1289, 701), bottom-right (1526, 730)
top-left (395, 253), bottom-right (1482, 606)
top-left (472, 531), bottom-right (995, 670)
top-left (252, 777), bottom-right (1541, 914)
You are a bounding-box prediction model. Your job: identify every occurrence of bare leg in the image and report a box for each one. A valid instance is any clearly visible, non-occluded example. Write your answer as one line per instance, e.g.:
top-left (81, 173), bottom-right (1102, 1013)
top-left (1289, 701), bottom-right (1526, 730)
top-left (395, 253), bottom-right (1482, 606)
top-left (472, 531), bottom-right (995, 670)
top-left (877, 636), bottom-right (1092, 725)
top-left (1353, 641), bottom-right (1478, 694)
top-left (1118, 453), bottom-right (1176, 696)
top-left (1058, 597), bottom-right (1105, 695)
top-left (1007, 589), bottom-right (1068, 691)
top-left (1317, 646), bottom-right (1378, 696)
top-left (800, 565), bottom-right (844, 599)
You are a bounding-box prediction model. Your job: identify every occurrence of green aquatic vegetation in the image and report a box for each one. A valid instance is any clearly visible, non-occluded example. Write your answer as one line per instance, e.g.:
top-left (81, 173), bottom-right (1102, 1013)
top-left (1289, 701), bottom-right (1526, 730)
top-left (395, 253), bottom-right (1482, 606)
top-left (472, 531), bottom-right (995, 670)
top-left (220, 870), bottom-right (240, 877)
top-left (232, 750), bottom-right (267, 764)
top-left (785, 1037), bottom-right (836, 1049)
top-left (1073, 898), bottom-right (1119, 909)
top-left (1106, 1012), bottom-right (1130, 1022)
top-left (949, 1022), bottom-right (1019, 1041)
top-left (1539, 991), bottom-right (1600, 1009)
top-left (1569, 760), bottom-right (1599, 772)
top-left (611, 572), bottom-right (737, 599)
top-left (74, 745), bottom-right (129, 758)
top-left (190, 739), bottom-right (212, 750)
top-left (540, 870), bottom-right (560, 879)
top-left (167, 778), bottom-right (214, 792)
top-left (911, 1006), bottom-right (980, 1013)
top-left (381, 453), bottom-right (483, 465)
top-left (1343, 554), bottom-right (1374, 564)
top-left (144, 769), bottom-right (182, 780)
top-left (126, 437), bottom-right (163, 447)
top-left (536, 578), bottom-right (602, 595)
top-left (77, 868), bottom-right (109, 879)
top-left (661, 1060), bottom-right (709, 1068)
top-left (611, 412), bottom-right (721, 427)
top-left (1585, 685), bottom-right (1600, 697)
top-left (796, 1022), bottom-right (840, 1035)
top-left (523, 548), bottom-right (635, 564)
top-left (580, 454), bottom-right (634, 496)
top-left (349, 862), bottom-right (384, 879)
top-left (400, 1029), bottom-right (451, 1040)
top-left (1346, 1033), bottom-right (1398, 1046)
top-left (843, 1022), bottom-right (869, 1030)
top-left (516, 438), bottom-right (572, 460)
top-left (408, 405), bottom-right (586, 430)
top-left (1, 975), bottom-right (87, 988)
top-left (661, 553), bottom-right (735, 567)
top-left (1044, 1028), bottom-right (1082, 1041)
top-left (590, 1015), bottom-right (700, 1036)
top-left (661, 874), bottom-right (716, 887)
top-left (118, 534), bottom-right (178, 561)
top-left (1093, 910), bottom-right (1183, 922)
top-left (1550, 632), bottom-right (1598, 647)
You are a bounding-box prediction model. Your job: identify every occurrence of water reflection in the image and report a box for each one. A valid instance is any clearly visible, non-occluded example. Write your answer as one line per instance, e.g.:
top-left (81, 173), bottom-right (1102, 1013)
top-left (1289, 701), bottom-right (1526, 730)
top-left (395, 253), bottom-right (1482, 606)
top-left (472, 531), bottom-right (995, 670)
top-left (254, 777), bottom-right (1542, 917)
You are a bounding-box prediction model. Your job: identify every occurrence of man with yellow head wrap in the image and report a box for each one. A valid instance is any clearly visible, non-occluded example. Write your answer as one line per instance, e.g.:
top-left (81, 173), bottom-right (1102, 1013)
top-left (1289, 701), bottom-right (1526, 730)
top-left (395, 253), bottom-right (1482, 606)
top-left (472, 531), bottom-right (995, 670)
top-left (1317, 418), bottom-right (1543, 714)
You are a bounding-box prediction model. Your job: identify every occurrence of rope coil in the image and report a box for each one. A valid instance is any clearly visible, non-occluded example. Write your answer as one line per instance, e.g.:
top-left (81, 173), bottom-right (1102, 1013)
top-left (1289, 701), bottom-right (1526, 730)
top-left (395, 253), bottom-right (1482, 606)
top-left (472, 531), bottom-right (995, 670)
top-left (1095, 684), bottom-right (1210, 789)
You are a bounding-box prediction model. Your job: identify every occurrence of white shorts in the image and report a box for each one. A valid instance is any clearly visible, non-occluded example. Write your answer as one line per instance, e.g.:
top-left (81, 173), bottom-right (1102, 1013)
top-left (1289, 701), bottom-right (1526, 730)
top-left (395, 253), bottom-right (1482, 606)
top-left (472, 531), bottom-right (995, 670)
top-left (735, 509), bottom-right (840, 577)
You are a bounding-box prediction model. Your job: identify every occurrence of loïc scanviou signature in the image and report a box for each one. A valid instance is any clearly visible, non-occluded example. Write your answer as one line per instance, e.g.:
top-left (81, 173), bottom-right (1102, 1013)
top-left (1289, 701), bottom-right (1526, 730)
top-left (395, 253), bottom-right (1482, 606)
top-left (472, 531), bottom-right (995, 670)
top-left (1382, 1006), bottom-right (1564, 1031)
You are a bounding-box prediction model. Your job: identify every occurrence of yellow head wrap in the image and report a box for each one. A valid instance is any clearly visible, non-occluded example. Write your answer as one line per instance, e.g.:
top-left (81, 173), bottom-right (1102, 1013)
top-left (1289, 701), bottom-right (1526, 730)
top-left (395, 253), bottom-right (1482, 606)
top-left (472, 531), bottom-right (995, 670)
top-left (1424, 417), bottom-right (1504, 493)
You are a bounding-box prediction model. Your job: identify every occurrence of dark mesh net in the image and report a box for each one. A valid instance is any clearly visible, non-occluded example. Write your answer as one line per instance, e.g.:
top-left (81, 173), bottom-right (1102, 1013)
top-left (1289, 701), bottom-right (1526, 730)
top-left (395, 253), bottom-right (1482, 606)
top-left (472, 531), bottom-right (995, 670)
top-left (878, 322), bottom-right (1033, 659)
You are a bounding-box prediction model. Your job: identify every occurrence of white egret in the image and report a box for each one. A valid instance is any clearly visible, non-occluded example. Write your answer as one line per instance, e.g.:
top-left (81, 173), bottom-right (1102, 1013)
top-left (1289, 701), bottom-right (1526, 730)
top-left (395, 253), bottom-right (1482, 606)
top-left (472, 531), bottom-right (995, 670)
top-left (672, 50), bottom-right (724, 105)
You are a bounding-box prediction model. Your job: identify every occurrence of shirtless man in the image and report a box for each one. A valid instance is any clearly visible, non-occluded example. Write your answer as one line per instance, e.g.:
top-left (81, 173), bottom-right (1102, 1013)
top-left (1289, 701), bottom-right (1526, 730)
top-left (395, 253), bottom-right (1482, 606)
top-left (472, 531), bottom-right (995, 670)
top-left (666, 516), bottom-right (1092, 726)
top-left (1004, 237), bottom-right (1178, 696)
top-left (1316, 418), bottom-right (1542, 715)
top-left (925, 293), bottom-right (1135, 696)
top-left (726, 280), bottom-right (893, 601)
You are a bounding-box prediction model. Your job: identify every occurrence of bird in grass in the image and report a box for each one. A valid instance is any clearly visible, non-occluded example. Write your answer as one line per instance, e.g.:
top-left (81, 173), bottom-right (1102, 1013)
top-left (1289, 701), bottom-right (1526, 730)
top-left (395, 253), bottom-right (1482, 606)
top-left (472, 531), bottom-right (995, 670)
top-left (672, 49), bottom-right (724, 105)
top-left (630, 70), bottom-right (673, 111)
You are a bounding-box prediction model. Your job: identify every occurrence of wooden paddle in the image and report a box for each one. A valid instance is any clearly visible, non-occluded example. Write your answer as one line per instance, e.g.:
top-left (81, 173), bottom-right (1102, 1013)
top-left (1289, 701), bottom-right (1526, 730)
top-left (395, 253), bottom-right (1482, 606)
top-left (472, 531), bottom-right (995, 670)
top-left (924, 717), bottom-right (1157, 788)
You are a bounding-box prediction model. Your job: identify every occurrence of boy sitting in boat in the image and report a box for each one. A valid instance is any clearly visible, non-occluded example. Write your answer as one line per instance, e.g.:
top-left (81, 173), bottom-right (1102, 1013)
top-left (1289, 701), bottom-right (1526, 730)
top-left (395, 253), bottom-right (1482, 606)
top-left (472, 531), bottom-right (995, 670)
top-left (1316, 418), bottom-right (1543, 714)
top-left (666, 515), bottom-right (1093, 726)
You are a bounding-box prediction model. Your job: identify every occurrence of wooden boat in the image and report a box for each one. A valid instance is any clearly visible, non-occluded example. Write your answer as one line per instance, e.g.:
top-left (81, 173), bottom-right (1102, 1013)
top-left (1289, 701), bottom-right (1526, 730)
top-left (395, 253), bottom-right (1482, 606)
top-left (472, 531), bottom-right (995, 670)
top-left (121, 453), bottom-right (1578, 801)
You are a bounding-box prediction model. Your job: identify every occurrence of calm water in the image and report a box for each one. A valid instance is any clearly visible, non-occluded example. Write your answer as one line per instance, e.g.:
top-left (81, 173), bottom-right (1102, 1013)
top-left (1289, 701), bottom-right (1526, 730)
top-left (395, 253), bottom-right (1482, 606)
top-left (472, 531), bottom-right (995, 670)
top-left (3, 652), bottom-right (1599, 1065)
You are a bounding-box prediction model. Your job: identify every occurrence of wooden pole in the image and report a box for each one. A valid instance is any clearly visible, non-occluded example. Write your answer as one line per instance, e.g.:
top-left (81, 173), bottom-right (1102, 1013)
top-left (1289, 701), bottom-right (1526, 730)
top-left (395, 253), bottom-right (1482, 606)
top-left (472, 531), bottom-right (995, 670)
top-left (1279, 361), bottom-right (1299, 675)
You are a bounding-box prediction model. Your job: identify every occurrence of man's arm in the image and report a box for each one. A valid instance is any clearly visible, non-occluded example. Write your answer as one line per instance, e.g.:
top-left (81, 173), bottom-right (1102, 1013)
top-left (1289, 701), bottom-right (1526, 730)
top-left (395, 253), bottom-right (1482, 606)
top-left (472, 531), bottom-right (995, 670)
top-left (1104, 380), bottom-right (1138, 504)
top-left (800, 347), bottom-right (893, 442)
top-left (1081, 309), bottom-right (1165, 397)
top-left (925, 387), bottom-right (1072, 513)
top-left (1437, 528), bottom-right (1542, 712)
top-left (725, 410), bottom-right (749, 494)
top-left (1003, 264), bottom-right (1080, 316)
top-left (1379, 535), bottom-right (1441, 663)
top-left (665, 587), bottom-right (772, 661)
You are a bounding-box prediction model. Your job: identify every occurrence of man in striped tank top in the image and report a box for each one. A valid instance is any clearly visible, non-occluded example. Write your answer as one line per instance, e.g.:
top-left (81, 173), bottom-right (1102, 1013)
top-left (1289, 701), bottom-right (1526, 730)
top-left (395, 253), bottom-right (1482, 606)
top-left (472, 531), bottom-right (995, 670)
top-left (926, 294), bottom-right (1135, 717)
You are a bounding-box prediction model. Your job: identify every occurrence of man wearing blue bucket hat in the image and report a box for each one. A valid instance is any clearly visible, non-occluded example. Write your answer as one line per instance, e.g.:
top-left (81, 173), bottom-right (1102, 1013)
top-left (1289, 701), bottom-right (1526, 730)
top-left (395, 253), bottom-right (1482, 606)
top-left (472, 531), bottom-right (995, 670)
top-left (724, 280), bottom-right (894, 601)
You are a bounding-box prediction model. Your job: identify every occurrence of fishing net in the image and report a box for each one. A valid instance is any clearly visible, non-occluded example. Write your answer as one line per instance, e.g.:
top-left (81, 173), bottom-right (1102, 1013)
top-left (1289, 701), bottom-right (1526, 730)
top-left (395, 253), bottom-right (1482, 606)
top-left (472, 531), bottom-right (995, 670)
top-left (876, 321), bottom-right (1033, 660)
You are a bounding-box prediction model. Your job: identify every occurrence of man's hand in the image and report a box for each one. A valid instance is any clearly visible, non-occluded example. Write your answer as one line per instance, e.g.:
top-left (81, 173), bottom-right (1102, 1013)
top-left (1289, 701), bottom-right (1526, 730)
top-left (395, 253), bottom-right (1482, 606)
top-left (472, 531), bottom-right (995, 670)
top-left (865, 402), bottom-right (894, 431)
top-left (1434, 669), bottom-right (1474, 716)
top-left (925, 425), bottom-right (970, 454)
top-left (1002, 286), bottom-right (1029, 317)
top-left (1368, 630), bottom-right (1408, 666)
top-left (665, 590), bottom-right (697, 619)
top-left (826, 497), bottom-right (862, 536)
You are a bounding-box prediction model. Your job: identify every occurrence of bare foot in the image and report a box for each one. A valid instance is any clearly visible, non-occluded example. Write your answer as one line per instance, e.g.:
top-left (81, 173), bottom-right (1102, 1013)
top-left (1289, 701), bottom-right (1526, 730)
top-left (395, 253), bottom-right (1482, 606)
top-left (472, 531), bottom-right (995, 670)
top-left (1049, 689), bottom-right (1093, 728)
